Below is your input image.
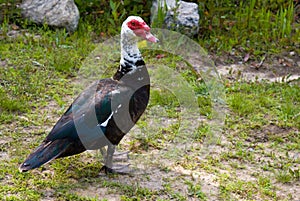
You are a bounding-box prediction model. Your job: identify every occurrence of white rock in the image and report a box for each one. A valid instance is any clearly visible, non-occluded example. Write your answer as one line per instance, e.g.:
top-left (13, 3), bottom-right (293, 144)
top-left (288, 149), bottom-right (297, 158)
top-left (289, 51), bottom-right (295, 56)
top-left (151, 0), bottom-right (199, 37)
top-left (20, 0), bottom-right (79, 32)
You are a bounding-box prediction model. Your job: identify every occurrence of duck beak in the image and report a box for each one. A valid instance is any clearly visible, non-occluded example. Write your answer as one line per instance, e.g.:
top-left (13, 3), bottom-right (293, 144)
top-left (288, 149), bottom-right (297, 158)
top-left (134, 27), bottom-right (159, 43)
top-left (145, 31), bottom-right (159, 43)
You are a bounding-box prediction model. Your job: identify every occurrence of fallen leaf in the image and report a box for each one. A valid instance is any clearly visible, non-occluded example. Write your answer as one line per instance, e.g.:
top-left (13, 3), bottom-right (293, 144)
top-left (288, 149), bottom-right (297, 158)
top-left (11, 24), bottom-right (19, 30)
top-left (243, 53), bottom-right (250, 62)
top-left (156, 54), bottom-right (165, 59)
top-left (284, 61), bottom-right (293, 67)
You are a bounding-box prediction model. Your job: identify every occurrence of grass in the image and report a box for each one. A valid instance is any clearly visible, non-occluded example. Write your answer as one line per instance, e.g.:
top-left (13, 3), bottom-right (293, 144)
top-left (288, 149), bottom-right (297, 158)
top-left (197, 0), bottom-right (300, 59)
top-left (1, 0), bottom-right (299, 59)
top-left (0, 0), bottom-right (299, 200)
top-left (227, 82), bottom-right (300, 129)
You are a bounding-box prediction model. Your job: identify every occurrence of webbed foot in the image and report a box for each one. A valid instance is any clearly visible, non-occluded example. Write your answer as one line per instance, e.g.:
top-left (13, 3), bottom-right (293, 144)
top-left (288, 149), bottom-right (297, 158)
top-left (100, 164), bottom-right (131, 175)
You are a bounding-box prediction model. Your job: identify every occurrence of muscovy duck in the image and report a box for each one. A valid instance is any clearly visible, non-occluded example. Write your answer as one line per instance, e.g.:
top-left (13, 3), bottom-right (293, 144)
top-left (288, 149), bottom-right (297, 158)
top-left (19, 16), bottom-right (159, 173)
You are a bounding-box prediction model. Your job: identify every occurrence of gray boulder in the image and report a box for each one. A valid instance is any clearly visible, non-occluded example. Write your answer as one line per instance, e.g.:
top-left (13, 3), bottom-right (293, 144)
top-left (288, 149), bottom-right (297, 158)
top-left (151, 0), bottom-right (199, 37)
top-left (20, 0), bottom-right (80, 32)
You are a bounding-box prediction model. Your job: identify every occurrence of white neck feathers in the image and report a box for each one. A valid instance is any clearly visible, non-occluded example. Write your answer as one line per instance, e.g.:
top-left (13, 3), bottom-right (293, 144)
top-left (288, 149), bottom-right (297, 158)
top-left (120, 32), bottom-right (142, 63)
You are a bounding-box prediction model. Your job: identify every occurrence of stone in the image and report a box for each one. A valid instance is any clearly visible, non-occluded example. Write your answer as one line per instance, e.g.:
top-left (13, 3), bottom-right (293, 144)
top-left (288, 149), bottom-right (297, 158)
top-left (20, 0), bottom-right (79, 32)
top-left (151, 0), bottom-right (199, 37)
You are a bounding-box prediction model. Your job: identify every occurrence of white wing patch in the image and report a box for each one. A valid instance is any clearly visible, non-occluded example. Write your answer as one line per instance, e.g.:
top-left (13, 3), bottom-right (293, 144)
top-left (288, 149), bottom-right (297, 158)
top-left (115, 104), bottom-right (122, 113)
top-left (111, 89), bottom-right (120, 95)
top-left (100, 112), bottom-right (113, 127)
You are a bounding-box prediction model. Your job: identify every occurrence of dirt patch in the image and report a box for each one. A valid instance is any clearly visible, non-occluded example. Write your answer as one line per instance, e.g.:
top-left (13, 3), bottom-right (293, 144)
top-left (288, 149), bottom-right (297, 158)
top-left (247, 124), bottom-right (297, 143)
top-left (216, 53), bottom-right (300, 83)
top-left (0, 152), bottom-right (9, 161)
top-left (217, 63), bottom-right (300, 83)
top-left (275, 182), bottom-right (300, 201)
top-left (74, 185), bottom-right (121, 200)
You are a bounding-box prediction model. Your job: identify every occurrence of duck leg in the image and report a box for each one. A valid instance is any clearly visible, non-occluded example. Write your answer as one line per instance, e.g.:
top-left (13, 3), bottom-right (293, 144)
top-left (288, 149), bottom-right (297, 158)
top-left (99, 147), bottom-right (107, 161)
top-left (100, 144), bottom-right (130, 174)
top-left (112, 150), bottom-right (130, 162)
top-left (99, 146), bottom-right (129, 163)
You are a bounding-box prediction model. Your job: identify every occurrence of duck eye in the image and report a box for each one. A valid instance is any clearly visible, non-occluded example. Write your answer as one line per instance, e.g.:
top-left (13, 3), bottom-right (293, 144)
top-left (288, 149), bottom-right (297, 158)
top-left (131, 22), bottom-right (135, 26)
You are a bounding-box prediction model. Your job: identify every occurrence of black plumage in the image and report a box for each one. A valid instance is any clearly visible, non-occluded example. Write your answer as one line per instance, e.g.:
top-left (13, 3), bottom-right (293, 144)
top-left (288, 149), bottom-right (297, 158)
top-left (19, 16), bottom-right (158, 173)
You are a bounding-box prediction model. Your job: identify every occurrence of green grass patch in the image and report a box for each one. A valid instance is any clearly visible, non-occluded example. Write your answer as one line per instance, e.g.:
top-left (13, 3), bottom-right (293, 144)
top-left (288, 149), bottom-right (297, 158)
top-left (198, 0), bottom-right (300, 58)
top-left (227, 82), bottom-right (300, 128)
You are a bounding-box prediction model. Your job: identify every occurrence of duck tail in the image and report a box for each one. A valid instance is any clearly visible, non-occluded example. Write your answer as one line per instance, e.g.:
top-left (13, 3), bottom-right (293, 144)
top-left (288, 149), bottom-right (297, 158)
top-left (19, 139), bottom-right (70, 172)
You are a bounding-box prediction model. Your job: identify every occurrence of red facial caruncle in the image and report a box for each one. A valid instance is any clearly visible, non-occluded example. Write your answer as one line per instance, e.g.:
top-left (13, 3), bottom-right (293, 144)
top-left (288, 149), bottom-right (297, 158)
top-left (127, 19), bottom-right (159, 43)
